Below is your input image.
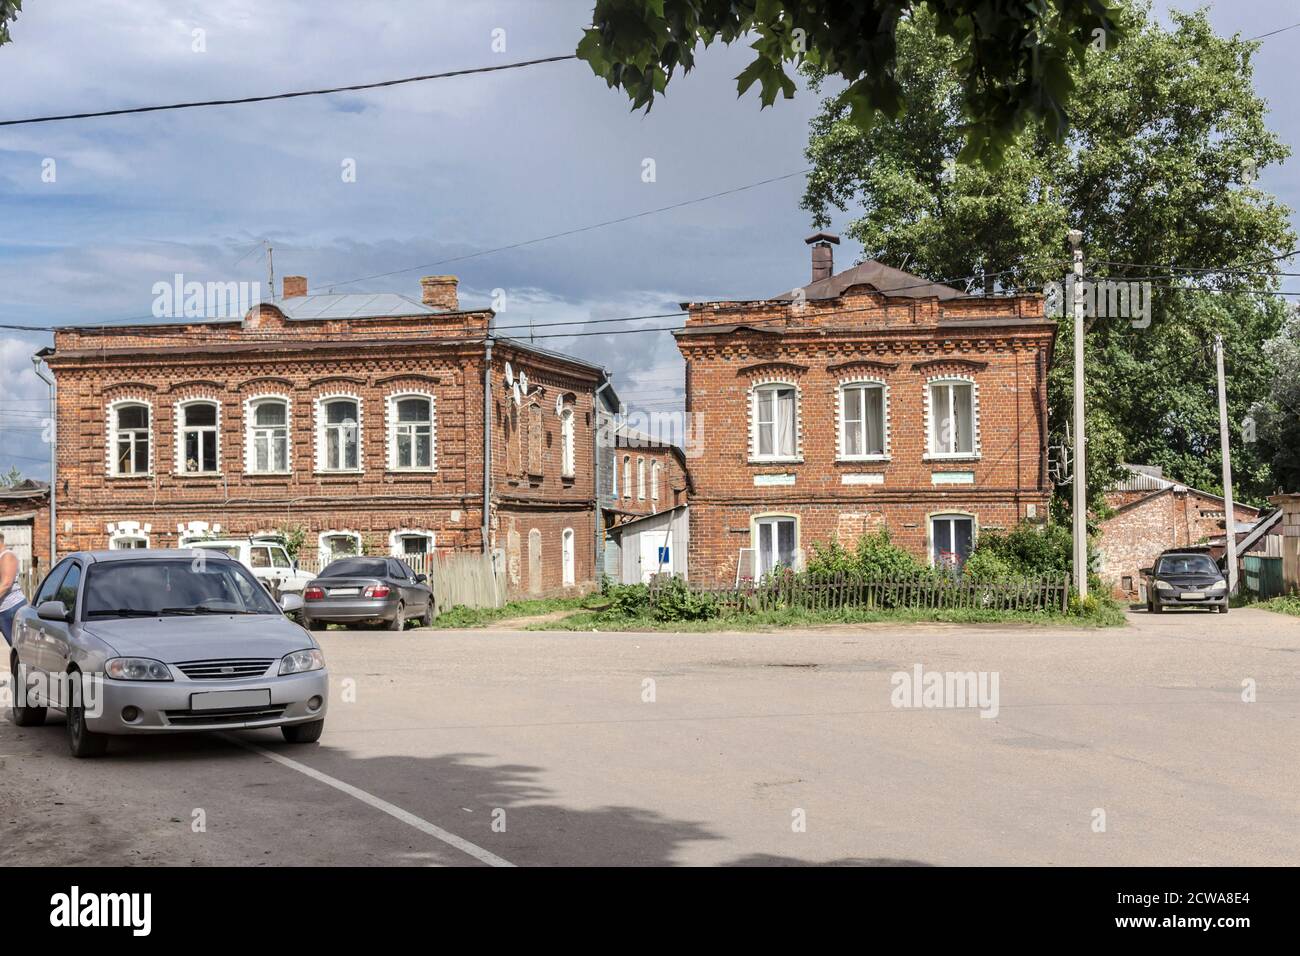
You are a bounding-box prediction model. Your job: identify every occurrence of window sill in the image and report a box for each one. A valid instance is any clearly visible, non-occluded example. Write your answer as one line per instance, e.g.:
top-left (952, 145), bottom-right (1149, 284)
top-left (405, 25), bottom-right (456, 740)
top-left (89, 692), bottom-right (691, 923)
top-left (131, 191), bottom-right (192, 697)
top-left (244, 471), bottom-right (293, 478)
top-left (314, 470), bottom-right (365, 477)
top-left (923, 453), bottom-right (981, 463)
top-left (386, 468), bottom-right (438, 476)
top-left (106, 473), bottom-right (153, 480)
top-left (836, 455), bottom-right (891, 464)
top-left (749, 457), bottom-right (803, 466)
top-left (175, 471), bottom-right (223, 478)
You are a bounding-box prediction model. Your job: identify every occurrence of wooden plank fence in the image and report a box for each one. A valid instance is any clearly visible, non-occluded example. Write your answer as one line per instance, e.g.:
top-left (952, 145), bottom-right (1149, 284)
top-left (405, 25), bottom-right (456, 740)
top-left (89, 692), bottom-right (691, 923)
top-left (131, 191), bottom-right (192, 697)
top-left (296, 550), bottom-right (506, 612)
top-left (649, 570), bottom-right (1071, 615)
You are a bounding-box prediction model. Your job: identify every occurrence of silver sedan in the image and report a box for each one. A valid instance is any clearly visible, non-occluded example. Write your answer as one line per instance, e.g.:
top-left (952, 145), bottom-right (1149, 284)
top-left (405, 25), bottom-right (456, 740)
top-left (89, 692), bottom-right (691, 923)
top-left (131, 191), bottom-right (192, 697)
top-left (8, 549), bottom-right (328, 757)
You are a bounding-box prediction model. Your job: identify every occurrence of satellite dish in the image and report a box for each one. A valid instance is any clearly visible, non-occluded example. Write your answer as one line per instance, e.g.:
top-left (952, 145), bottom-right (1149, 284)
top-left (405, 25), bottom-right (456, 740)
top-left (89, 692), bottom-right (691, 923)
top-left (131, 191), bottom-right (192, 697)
top-left (519, 371), bottom-right (529, 395)
top-left (504, 362), bottom-right (514, 387)
top-left (555, 394), bottom-right (565, 417)
top-left (512, 382), bottom-right (522, 406)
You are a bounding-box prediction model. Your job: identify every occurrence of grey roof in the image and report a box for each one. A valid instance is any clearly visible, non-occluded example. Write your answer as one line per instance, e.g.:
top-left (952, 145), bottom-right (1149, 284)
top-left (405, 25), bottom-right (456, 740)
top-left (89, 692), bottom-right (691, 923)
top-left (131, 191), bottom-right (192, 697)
top-left (276, 292), bottom-right (442, 320)
top-left (0, 479), bottom-right (49, 500)
top-left (771, 260), bottom-right (968, 302)
top-left (1236, 509), bottom-right (1282, 552)
top-left (1110, 463), bottom-right (1176, 492)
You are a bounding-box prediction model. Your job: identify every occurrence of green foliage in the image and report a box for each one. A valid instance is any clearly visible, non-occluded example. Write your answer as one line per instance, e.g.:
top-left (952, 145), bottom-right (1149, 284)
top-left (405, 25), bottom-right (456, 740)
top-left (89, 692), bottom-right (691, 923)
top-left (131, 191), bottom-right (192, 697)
top-left (607, 582), bottom-right (652, 616)
top-left (274, 523), bottom-right (307, 560)
top-left (432, 596), bottom-right (588, 629)
top-left (974, 522), bottom-right (1073, 577)
top-left (961, 548), bottom-right (1014, 583)
top-left (802, 2), bottom-right (1295, 507)
top-left (577, 0), bottom-right (1126, 167)
top-left (0, 465), bottom-right (23, 488)
top-left (805, 528), bottom-right (925, 579)
top-left (649, 576), bottom-right (720, 622)
top-left (0, 1), bottom-right (20, 47)
top-left (1255, 306), bottom-right (1300, 492)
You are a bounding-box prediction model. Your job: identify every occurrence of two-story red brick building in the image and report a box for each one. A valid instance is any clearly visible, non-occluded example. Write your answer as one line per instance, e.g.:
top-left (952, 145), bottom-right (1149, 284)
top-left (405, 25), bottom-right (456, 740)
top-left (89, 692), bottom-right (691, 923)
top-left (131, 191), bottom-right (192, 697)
top-left (675, 234), bottom-right (1056, 583)
top-left (39, 275), bottom-right (608, 597)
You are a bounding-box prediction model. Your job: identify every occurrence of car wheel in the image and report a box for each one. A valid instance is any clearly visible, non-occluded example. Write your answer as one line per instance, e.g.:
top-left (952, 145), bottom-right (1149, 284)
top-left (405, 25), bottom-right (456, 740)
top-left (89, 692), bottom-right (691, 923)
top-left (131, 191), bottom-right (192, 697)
top-left (388, 603), bottom-right (405, 631)
top-left (65, 675), bottom-right (108, 758)
top-left (306, 616), bottom-right (326, 631)
top-left (1218, 603), bottom-right (1229, 614)
top-left (282, 719), bottom-right (324, 743)
top-left (1151, 598), bottom-right (1162, 614)
top-left (420, 600), bottom-right (434, 628)
top-left (9, 657), bottom-right (47, 727)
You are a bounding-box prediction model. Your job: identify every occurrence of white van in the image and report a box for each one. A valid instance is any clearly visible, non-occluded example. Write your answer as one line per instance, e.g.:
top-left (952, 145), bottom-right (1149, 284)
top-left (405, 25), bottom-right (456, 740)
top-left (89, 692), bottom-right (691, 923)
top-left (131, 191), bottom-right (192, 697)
top-left (183, 536), bottom-right (315, 597)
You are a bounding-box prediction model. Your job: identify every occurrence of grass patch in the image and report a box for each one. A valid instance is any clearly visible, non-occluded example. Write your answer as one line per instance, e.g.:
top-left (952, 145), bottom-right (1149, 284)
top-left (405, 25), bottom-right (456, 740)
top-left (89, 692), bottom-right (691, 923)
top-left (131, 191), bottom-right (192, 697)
top-left (432, 595), bottom-right (590, 629)
top-left (1253, 594), bottom-right (1300, 617)
top-left (530, 599), bottom-right (1127, 632)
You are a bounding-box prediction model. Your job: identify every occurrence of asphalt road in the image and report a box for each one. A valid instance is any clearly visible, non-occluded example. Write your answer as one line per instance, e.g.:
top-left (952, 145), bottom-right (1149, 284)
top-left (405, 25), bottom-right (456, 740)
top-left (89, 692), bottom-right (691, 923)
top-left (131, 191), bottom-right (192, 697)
top-left (3, 607), bottom-right (1298, 866)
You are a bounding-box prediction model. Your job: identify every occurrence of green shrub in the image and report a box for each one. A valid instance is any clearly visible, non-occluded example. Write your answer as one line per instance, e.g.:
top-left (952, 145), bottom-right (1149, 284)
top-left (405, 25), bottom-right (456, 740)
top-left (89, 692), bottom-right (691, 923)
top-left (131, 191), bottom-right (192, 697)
top-left (606, 582), bottom-right (651, 616)
top-left (805, 529), bottom-right (925, 580)
top-left (650, 576), bottom-right (720, 622)
top-left (962, 548), bottom-right (1014, 583)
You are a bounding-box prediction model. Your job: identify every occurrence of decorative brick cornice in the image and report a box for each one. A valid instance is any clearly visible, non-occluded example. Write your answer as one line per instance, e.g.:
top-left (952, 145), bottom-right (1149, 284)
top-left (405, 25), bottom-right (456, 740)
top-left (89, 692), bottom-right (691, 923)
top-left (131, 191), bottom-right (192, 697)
top-left (911, 358), bottom-right (989, 373)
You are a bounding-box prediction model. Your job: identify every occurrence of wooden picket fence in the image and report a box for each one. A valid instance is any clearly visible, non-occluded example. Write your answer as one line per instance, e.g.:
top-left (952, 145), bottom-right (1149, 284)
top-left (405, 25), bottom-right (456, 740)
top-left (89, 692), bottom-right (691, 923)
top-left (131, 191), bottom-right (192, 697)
top-left (297, 550), bottom-right (506, 612)
top-left (649, 570), bottom-right (1071, 615)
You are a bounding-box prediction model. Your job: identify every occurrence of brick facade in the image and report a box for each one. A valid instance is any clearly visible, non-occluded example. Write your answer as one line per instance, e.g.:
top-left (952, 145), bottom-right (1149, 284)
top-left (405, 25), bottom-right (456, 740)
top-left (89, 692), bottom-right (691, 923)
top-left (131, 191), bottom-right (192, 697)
top-left (675, 239), bottom-right (1055, 584)
top-left (41, 277), bottom-right (605, 598)
top-left (0, 481), bottom-right (50, 573)
top-left (1099, 487), bottom-right (1259, 599)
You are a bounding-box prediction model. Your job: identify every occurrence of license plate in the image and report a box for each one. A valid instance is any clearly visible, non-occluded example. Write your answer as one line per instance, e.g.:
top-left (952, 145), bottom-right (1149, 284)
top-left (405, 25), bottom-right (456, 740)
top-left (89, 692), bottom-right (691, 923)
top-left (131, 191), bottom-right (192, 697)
top-left (329, 587), bottom-right (361, 596)
top-left (190, 689), bottom-right (271, 711)
top-left (1180, 591), bottom-right (1205, 600)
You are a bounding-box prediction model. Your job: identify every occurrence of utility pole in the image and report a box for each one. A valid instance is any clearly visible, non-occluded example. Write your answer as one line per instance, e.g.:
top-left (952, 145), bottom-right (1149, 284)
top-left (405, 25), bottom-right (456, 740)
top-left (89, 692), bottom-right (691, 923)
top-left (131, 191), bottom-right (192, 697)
top-left (267, 244), bottom-right (275, 302)
top-left (30, 353), bottom-right (56, 565)
top-left (1214, 334), bottom-right (1239, 594)
top-left (1068, 229), bottom-right (1088, 598)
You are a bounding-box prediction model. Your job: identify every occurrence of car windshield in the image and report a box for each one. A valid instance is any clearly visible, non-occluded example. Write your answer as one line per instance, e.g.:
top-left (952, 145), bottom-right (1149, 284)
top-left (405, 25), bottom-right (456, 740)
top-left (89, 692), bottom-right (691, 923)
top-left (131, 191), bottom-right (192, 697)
top-left (1156, 555), bottom-right (1219, 576)
top-left (321, 558), bottom-right (387, 578)
top-left (83, 559), bottom-right (282, 618)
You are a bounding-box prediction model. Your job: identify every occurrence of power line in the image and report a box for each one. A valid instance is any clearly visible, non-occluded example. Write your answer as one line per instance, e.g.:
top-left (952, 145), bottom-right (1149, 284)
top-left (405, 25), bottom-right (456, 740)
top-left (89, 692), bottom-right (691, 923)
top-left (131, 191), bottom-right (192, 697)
top-left (307, 169), bottom-right (814, 292)
top-left (1250, 21), bottom-right (1300, 41)
top-left (0, 55), bottom-right (577, 127)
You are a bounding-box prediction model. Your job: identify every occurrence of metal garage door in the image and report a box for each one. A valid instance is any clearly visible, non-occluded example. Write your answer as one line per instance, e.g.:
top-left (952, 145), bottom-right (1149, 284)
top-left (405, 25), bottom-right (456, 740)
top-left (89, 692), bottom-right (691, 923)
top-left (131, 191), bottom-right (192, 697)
top-left (1, 521), bottom-right (33, 566)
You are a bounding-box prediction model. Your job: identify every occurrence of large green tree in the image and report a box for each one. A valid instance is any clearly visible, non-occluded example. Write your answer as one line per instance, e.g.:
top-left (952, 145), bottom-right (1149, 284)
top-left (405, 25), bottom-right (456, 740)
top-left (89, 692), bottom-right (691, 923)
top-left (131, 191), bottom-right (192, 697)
top-left (801, 2), bottom-right (1295, 511)
top-left (1255, 307), bottom-right (1300, 493)
top-left (578, 0), bottom-right (1126, 166)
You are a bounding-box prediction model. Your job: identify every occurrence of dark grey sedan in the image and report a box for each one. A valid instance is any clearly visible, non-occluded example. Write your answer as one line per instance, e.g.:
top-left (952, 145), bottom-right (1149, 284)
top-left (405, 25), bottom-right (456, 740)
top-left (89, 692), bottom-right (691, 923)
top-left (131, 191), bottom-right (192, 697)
top-left (302, 557), bottom-right (435, 631)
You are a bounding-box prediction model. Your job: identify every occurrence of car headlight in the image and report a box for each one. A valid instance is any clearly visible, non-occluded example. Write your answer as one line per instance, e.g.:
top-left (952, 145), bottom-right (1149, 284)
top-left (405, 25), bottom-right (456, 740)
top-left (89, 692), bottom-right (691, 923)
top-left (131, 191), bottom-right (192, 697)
top-left (105, 658), bottom-right (173, 681)
top-left (1206, 581), bottom-right (1227, 592)
top-left (1155, 580), bottom-right (1174, 590)
top-left (279, 648), bottom-right (325, 675)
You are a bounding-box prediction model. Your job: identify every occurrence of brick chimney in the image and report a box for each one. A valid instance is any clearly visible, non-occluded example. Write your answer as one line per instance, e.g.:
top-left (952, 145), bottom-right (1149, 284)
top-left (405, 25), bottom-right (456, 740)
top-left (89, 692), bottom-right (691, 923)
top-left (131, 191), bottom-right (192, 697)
top-left (282, 275), bottom-right (308, 298)
top-left (806, 231), bottom-right (840, 283)
top-left (420, 275), bottom-right (459, 311)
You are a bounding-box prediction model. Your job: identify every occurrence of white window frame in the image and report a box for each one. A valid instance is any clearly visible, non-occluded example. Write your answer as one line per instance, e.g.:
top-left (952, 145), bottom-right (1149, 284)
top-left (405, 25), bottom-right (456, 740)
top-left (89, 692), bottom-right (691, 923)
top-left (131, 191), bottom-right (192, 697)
top-left (637, 456), bottom-right (646, 500)
top-left (749, 380), bottom-right (801, 463)
top-left (318, 530), bottom-right (363, 564)
top-left (751, 513), bottom-right (800, 578)
top-left (389, 528), bottom-right (435, 558)
top-left (924, 376), bottom-right (980, 460)
top-left (651, 460), bottom-right (661, 502)
top-left (106, 520), bottom-right (151, 549)
top-left (561, 527), bottom-right (575, 587)
top-left (106, 399), bottom-right (153, 477)
top-left (837, 380), bottom-right (890, 461)
top-left (244, 394), bottom-right (292, 475)
top-left (929, 512), bottom-right (977, 568)
top-left (175, 397), bottom-right (221, 475)
top-left (386, 392), bottom-right (437, 472)
top-left (559, 406), bottom-right (575, 478)
top-left (315, 393), bottom-right (364, 473)
top-left (622, 455), bottom-right (632, 499)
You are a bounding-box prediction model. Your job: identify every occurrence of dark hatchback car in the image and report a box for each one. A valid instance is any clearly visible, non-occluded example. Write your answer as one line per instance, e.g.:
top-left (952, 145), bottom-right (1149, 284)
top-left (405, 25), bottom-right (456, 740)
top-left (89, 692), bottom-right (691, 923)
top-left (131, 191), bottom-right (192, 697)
top-left (302, 557), bottom-right (435, 631)
top-left (1140, 551), bottom-right (1229, 613)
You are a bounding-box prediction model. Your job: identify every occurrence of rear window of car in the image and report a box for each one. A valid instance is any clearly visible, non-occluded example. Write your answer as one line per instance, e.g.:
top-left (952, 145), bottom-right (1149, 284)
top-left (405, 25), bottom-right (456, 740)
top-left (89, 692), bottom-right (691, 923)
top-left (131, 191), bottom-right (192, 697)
top-left (192, 544), bottom-right (242, 558)
top-left (320, 558), bottom-right (388, 578)
top-left (1156, 554), bottom-right (1219, 575)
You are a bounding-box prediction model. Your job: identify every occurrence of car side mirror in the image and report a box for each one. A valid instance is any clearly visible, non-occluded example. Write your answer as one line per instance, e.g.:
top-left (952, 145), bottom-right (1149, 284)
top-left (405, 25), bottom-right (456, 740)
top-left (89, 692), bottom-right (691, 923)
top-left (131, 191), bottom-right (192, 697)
top-left (280, 593), bottom-right (304, 615)
top-left (292, 560), bottom-right (299, 571)
top-left (1139, 567), bottom-right (1153, 577)
top-left (416, 573), bottom-right (427, 584)
top-left (36, 600), bottom-right (71, 622)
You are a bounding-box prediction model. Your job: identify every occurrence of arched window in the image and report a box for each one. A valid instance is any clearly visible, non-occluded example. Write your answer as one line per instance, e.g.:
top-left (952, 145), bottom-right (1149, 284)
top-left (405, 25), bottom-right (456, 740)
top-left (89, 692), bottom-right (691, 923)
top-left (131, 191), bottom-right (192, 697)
top-left (389, 394), bottom-right (435, 470)
top-left (839, 382), bottom-right (887, 459)
top-left (109, 401), bottom-right (151, 475)
top-left (751, 382), bottom-right (798, 460)
top-left (560, 406), bottom-right (575, 478)
top-left (622, 455), bottom-right (632, 499)
top-left (318, 396), bottom-right (361, 471)
top-left (651, 461), bottom-right (661, 502)
top-left (247, 397), bottom-right (290, 473)
top-left (637, 456), bottom-right (646, 499)
top-left (319, 530), bottom-right (363, 564)
top-left (561, 527), bottom-right (575, 587)
top-left (178, 400), bottom-right (219, 473)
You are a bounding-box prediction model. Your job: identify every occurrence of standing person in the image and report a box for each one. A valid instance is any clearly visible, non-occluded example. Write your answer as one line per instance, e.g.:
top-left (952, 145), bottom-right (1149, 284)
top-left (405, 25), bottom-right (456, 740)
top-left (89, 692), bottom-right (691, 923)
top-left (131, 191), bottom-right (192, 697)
top-left (0, 531), bottom-right (28, 646)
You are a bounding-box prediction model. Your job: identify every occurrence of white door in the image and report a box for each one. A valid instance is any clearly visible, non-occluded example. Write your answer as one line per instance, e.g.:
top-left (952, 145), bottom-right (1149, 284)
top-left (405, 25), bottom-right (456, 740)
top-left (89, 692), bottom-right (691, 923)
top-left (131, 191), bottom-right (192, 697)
top-left (561, 528), bottom-right (575, 587)
top-left (638, 530), bottom-right (672, 583)
top-left (1, 523), bottom-right (33, 567)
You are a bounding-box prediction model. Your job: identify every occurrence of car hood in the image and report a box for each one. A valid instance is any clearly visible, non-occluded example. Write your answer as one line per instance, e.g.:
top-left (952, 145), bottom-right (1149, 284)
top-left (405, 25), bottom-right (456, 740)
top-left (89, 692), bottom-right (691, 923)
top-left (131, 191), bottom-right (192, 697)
top-left (81, 614), bottom-right (315, 662)
top-left (1155, 572), bottom-right (1223, 586)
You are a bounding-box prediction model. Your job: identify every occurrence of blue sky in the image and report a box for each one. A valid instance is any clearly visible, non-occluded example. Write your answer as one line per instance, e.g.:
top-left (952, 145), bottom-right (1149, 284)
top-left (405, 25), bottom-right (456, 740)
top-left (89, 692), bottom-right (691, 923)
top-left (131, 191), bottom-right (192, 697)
top-left (1, 0), bottom-right (1298, 479)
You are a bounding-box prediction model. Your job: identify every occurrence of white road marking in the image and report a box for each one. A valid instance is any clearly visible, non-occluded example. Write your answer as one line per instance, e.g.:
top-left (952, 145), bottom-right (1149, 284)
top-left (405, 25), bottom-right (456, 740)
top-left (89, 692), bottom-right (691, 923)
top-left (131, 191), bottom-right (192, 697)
top-left (224, 734), bottom-right (515, 868)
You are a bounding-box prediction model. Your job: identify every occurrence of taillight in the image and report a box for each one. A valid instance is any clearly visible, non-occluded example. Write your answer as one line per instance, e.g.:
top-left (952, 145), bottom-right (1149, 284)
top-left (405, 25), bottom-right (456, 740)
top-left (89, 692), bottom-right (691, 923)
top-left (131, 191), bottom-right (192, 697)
top-left (364, 584), bottom-right (391, 598)
top-left (303, 586), bottom-right (325, 600)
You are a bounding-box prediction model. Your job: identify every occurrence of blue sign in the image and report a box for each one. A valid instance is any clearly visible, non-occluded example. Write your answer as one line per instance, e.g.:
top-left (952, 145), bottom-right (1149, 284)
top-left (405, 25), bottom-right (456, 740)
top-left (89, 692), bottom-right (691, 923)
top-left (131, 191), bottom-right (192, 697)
top-left (657, 547), bottom-right (670, 564)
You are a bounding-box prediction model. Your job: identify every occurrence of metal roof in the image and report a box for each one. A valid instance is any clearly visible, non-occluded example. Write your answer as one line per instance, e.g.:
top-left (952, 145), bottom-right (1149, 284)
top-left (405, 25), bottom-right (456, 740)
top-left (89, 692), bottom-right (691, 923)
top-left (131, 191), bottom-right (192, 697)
top-left (770, 259), bottom-right (968, 302)
top-left (276, 293), bottom-right (442, 320)
top-left (1110, 463), bottom-right (1175, 492)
